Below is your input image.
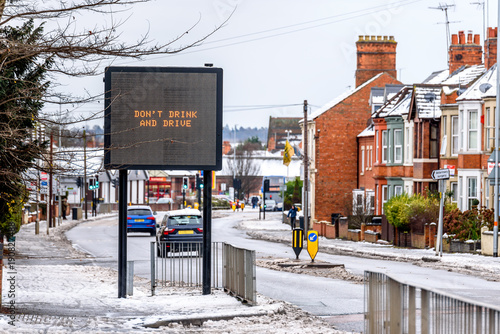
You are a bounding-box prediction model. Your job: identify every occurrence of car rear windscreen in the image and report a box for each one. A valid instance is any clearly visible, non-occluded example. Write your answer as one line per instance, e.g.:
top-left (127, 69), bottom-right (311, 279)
top-left (128, 209), bottom-right (152, 216)
top-left (168, 216), bottom-right (201, 225)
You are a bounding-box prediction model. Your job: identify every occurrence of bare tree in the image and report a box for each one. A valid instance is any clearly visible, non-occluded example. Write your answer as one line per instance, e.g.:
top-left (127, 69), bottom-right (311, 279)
top-left (225, 147), bottom-right (261, 200)
top-left (0, 0), bottom-right (231, 235)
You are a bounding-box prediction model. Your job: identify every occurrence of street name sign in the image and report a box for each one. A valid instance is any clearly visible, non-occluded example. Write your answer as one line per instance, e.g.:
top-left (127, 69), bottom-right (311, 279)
top-left (431, 169), bottom-right (450, 180)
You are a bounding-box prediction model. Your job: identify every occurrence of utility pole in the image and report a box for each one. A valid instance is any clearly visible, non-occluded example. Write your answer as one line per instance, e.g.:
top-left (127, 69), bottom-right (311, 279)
top-left (48, 133), bottom-right (53, 233)
top-left (303, 100), bottom-right (309, 238)
top-left (83, 128), bottom-right (87, 220)
top-left (493, 1), bottom-right (500, 258)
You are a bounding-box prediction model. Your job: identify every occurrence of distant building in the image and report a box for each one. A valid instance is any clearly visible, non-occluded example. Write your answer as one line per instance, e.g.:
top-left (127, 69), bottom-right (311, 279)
top-left (266, 117), bottom-right (302, 153)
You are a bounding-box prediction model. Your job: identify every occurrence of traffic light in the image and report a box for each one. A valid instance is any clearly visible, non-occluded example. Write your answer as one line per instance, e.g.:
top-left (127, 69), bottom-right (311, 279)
top-left (264, 179), bottom-right (270, 192)
top-left (196, 174), bottom-right (204, 190)
top-left (183, 176), bottom-right (189, 190)
top-left (76, 177), bottom-right (82, 188)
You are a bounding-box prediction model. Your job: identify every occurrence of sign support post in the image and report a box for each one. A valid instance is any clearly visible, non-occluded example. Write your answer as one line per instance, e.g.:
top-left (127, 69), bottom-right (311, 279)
top-left (431, 168), bottom-right (450, 257)
top-left (118, 169), bottom-right (128, 298)
top-left (202, 170), bottom-right (212, 295)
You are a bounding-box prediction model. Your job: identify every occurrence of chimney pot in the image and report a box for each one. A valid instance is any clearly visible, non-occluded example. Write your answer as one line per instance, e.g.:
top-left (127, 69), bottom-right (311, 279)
top-left (384, 36), bottom-right (388, 41)
top-left (389, 36), bottom-right (394, 40)
top-left (467, 33), bottom-right (473, 44)
top-left (459, 31), bottom-right (465, 44)
top-left (474, 34), bottom-right (480, 44)
top-left (377, 36), bottom-right (382, 41)
top-left (451, 34), bottom-right (458, 45)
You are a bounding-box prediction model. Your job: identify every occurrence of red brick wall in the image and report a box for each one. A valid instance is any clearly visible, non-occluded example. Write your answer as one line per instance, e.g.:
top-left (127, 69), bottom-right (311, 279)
top-left (314, 73), bottom-right (400, 222)
top-left (458, 154), bottom-right (482, 169)
top-left (449, 31), bottom-right (482, 74)
top-left (485, 27), bottom-right (498, 70)
top-left (355, 36), bottom-right (397, 87)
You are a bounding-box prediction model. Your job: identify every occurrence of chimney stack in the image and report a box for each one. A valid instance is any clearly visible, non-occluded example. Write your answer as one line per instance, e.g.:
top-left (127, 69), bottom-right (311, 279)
top-left (485, 27), bottom-right (498, 70)
top-left (448, 30), bottom-right (482, 73)
top-left (355, 35), bottom-right (397, 87)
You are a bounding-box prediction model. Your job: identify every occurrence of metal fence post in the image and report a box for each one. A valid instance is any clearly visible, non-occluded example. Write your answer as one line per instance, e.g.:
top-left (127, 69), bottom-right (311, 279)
top-left (150, 241), bottom-right (156, 296)
top-left (127, 261), bottom-right (134, 296)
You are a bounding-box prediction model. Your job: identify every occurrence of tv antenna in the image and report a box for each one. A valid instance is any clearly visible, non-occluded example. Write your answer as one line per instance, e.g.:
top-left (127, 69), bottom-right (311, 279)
top-left (471, 1), bottom-right (487, 42)
top-left (429, 3), bottom-right (460, 66)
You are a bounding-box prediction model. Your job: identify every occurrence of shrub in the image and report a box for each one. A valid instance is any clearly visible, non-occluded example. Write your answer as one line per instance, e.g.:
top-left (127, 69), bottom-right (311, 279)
top-left (444, 206), bottom-right (493, 241)
top-left (384, 194), bottom-right (440, 233)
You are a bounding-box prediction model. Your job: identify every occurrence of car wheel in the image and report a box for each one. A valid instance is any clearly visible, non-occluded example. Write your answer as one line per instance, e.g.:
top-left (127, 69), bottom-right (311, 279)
top-left (150, 230), bottom-right (155, 236)
top-left (157, 245), bottom-right (168, 258)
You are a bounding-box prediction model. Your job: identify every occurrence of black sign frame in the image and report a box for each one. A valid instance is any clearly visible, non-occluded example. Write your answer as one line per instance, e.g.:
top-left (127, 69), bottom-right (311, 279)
top-left (104, 66), bottom-right (223, 171)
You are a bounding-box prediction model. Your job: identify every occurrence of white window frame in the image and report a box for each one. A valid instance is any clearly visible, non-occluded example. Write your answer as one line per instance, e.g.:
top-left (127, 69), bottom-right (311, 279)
top-left (468, 110), bottom-right (479, 151)
top-left (452, 116), bottom-right (459, 156)
top-left (368, 145), bottom-right (373, 169)
top-left (441, 116), bottom-right (447, 156)
top-left (459, 110), bottom-right (465, 151)
top-left (467, 176), bottom-right (478, 209)
top-left (451, 182), bottom-right (458, 203)
top-left (394, 185), bottom-right (403, 196)
top-left (382, 185), bottom-right (388, 214)
top-left (361, 146), bottom-right (365, 175)
top-left (486, 107), bottom-right (494, 151)
top-left (375, 130), bottom-right (379, 163)
top-left (394, 129), bottom-right (403, 163)
top-left (459, 176), bottom-right (463, 210)
top-left (382, 130), bottom-right (388, 163)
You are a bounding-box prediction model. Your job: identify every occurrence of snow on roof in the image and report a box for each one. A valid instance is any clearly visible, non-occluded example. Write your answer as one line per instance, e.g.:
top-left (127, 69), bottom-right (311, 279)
top-left (456, 64), bottom-right (497, 101)
top-left (422, 65), bottom-right (485, 90)
top-left (373, 86), bottom-right (412, 118)
top-left (422, 69), bottom-right (449, 84)
top-left (441, 64), bottom-right (486, 86)
top-left (414, 85), bottom-right (442, 119)
top-left (358, 124), bottom-right (374, 137)
top-left (309, 73), bottom-right (385, 120)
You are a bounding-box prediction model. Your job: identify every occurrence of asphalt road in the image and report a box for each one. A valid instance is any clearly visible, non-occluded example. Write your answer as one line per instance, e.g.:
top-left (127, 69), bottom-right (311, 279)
top-left (65, 210), bottom-right (500, 333)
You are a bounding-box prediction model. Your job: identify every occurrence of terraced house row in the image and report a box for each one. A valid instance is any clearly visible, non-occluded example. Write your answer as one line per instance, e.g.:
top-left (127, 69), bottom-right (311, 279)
top-left (302, 27), bottom-right (500, 231)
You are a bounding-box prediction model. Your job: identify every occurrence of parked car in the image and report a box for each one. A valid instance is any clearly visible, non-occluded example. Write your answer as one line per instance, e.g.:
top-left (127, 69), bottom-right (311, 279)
top-left (156, 209), bottom-right (203, 257)
top-left (261, 199), bottom-right (277, 211)
top-left (275, 202), bottom-right (283, 211)
top-left (127, 205), bottom-right (157, 236)
top-left (156, 197), bottom-right (173, 204)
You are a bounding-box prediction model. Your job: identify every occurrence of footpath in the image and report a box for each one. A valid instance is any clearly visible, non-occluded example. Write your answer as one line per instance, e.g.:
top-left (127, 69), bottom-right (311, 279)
top-left (0, 214), bottom-right (350, 334)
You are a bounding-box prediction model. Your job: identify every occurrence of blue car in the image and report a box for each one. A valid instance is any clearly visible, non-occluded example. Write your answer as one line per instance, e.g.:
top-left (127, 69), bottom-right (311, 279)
top-left (127, 205), bottom-right (156, 236)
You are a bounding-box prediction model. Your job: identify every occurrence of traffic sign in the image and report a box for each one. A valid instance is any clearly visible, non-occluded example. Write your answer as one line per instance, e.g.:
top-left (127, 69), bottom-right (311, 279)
top-left (292, 228), bottom-right (303, 259)
top-left (431, 169), bottom-right (450, 180)
top-left (307, 230), bottom-right (318, 262)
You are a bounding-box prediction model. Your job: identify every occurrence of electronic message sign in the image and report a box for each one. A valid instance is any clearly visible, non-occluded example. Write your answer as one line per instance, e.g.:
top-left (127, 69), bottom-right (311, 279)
top-left (104, 66), bottom-right (223, 170)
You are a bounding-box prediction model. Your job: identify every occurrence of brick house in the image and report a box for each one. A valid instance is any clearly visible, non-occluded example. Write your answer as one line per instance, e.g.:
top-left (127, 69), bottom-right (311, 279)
top-left (304, 35), bottom-right (401, 223)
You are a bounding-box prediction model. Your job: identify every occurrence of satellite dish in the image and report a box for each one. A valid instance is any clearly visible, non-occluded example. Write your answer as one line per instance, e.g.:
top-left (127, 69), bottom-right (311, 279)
top-left (424, 93), bottom-right (436, 102)
top-left (479, 83), bottom-right (492, 93)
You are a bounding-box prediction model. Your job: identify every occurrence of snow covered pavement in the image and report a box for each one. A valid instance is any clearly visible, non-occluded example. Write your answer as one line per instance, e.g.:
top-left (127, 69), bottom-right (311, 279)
top-left (0, 215), bottom-right (352, 333)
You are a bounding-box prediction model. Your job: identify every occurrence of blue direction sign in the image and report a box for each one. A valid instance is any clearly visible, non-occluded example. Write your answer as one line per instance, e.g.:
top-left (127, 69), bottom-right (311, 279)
top-left (307, 230), bottom-right (319, 262)
top-left (41, 181), bottom-right (48, 187)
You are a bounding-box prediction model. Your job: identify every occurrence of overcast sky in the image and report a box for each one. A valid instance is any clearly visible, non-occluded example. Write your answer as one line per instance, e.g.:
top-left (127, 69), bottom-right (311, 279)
top-left (54, 0), bottom-right (497, 129)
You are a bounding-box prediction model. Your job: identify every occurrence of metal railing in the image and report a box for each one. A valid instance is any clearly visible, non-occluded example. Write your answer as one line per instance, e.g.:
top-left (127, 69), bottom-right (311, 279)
top-left (150, 241), bottom-right (256, 304)
top-left (365, 271), bottom-right (500, 334)
top-left (223, 243), bottom-right (256, 304)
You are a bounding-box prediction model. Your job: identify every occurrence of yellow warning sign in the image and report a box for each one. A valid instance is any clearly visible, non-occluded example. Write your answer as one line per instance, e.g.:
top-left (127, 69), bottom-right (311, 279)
top-left (307, 230), bottom-right (318, 262)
